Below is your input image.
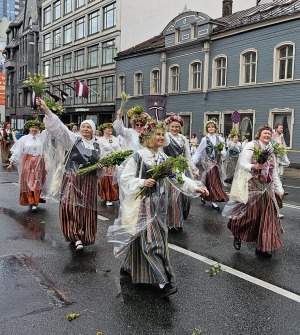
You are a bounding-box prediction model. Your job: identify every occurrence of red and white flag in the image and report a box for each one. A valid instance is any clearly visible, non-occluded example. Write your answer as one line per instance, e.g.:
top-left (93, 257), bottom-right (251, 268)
top-left (75, 80), bottom-right (89, 99)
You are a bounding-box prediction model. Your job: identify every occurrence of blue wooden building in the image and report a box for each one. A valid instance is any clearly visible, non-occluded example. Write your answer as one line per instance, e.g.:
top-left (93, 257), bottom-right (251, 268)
top-left (115, 0), bottom-right (300, 165)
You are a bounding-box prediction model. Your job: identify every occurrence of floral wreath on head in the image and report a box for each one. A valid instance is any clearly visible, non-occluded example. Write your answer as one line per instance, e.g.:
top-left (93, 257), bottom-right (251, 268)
top-left (98, 122), bottom-right (113, 133)
top-left (229, 127), bottom-right (239, 137)
top-left (24, 120), bottom-right (45, 130)
top-left (139, 119), bottom-right (166, 143)
top-left (165, 115), bottom-right (184, 127)
top-left (205, 119), bottom-right (219, 132)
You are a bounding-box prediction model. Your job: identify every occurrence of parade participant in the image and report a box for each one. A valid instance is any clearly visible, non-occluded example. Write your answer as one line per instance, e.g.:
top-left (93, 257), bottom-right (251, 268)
top-left (271, 123), bottom-right (290, 180)
top-left (163, 115), bottom-right (199, 231)
top-left (7, 120), bottom-right (47, 212)
top-left (223, 132), bottom-right (242, 184)
top-left (36, 98), bottom-right (103, 253)
top-left (108, 119), bottom-right (208, 297)
top-left (0, 122), bottom-right (15, 164)
top-left (241, 135), bottom-right (248, 150)
top-left (71, 124), bottom-right (79, 134)
top-left (97, 122), bottom-right (121, 206)
top-left (113, 105), bottom-right (149, 151)
top-left (223, 125), bottom-right (284, 258)
top-left (192, 120), bottom-right (228, 210)
top-left (190, 133), bottom-right (198, 155)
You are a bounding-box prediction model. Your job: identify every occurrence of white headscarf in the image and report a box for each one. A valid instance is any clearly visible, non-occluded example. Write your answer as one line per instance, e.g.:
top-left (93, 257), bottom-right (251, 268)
top-left (80, 120), bottom-right (96, 137)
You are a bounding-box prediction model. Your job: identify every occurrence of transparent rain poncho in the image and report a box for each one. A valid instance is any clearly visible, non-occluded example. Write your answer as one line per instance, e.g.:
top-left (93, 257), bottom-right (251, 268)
top-left (222, 140), bottom-right (284, 220)
top-left (222, 140), bottom-right (242, 184)
top-left (107, 148), bottom-right (206, 257)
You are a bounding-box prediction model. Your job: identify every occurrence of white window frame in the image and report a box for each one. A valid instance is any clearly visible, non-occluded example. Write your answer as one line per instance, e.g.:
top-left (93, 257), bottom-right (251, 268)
top-left (273, 41), bottom-right (295, 82)
top-left (268, 107), bottom-right (294, 149)
top-left (212, 55), bottom-right (227, 88)
top-left (43, 33), bottom-right (51, 52)
top-left (239, 48), bottom-right (257, 85)
top-left (189, 60), bottom-right (202, 91)
top-left (118, 75), bottom-right (126, 96)
top-left (134, 72), bottom-right (143, 96)
top-left (168, 64), bottom-right (180, 93)
top-left (150, 68), bottom-right (160, 94)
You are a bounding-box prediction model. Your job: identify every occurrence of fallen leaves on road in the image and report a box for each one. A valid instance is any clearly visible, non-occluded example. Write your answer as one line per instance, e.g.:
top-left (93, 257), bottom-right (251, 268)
top-left (205, 264), bottom-right (222, 277)
top-left (66, 313), bottom-right (81, 321)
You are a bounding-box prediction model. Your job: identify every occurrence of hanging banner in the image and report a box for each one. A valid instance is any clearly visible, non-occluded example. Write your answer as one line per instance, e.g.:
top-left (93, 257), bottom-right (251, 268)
top-left (144, 95), bottom-right (167, 121)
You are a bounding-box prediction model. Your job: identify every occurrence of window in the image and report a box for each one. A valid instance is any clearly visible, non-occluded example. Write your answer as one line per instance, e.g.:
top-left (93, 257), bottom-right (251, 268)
top-left (189, 61), bottom-right (201, 90)
top-left (18, 93), bottom-right (23, 106)
top-left (212, 56), bottom-right (227, 87)
top-left (175, 28), bottom-right (181, 43)
top-left (269, 108), bottom-right (294, 148)
top-left (75, 49), bottom-right (85, 71)
top-left (88, 45), bottom-right (99, 68)
top-left (103, 2), bottom-right (116, 29)
top-left (63, 85), bottom-right (72, 105)
top-left (169, 65), bottom-right (179, 92)
top-left (102, 76), bottom-right (114, 102)
top-left (191, 23), bottom-right (197, 39)
top-left (43, 33), bottom-right (51, 52)
top-left (44, 6), bottom-right (51, 26)
top-left (63, 53), bottom-right (72, 73)
top-left (134, 72), bottom-right (143, 96)
top-left (53, 57), bottom-right (61, 76)
top-left (53, 29), bottom-right (61, 48)
top-left (63, 23), bottom-right (72, 44)
top-left (87, 78), bottom-right (98, 103)
top-left (53, 1), bottom-right (61, 20)
top-left (76, 0), bottom-right (85, 9)
top-left (240, 50), bottom-right (257, 85)
top-left (44, 60), bottom-right (50, 78)
top-left (102, 40), bottom-right (115, 65)
top-left (118, 75), bottom-right (125, 95)
top-left (64, 0), bottom-right (72, 14)
top-left (150, 69), bottom-right (160, 94)
top-left (75, 17), bottom-right (85, 40)
top-left (274, 42), bottom-right (295, 81)
top-left (88, 11), bottom-right (99, 35)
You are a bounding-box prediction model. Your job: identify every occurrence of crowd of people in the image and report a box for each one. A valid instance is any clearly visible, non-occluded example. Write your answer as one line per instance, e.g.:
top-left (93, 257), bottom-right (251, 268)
top-left (2, 100), bottom-right (290, 298)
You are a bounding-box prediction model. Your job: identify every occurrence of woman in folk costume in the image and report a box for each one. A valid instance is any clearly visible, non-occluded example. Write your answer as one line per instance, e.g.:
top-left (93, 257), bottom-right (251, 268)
top-left (36, 98), bottom-right (103, 253)
top-left (192, 120), bottom-right (228, 210)
top-left (163, 115), bottom-right (199, 231)
top-left (97, 122), bottom-right (121, 206)
top-left (223, 131), bottom-right (242, 184)
top-left (7, 120), bottom-right (47, 212)
top-left (113, 105), bottom-right (149, 152)
top-left (1, 122), bottom-right (15, 164)
top-left (223, 125), bottom-right (284, 258)
top-left (107, 119), bottom-right (208, 298)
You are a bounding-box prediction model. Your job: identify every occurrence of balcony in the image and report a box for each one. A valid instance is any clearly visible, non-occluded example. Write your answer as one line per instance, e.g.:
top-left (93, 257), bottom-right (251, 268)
top-left (4, 60), bottom-right (16, 70)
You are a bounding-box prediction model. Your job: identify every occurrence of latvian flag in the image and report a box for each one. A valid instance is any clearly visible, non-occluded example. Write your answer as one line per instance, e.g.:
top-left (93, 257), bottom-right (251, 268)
top-left (75, 80), bottom-right (89, 99)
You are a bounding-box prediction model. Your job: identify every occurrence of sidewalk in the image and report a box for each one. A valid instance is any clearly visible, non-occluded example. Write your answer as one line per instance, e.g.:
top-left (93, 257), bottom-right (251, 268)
top-left (283, 167), bottom-right (300, 179)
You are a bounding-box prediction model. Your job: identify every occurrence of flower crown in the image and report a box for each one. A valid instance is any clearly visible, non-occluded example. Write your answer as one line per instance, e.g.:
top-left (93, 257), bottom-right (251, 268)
top-left (165, 115), bottom-right (184, 126)
top-left (139, 119), bottom-right (166, 143)
top-left (205, 119), bottom-right (219, 132)
top-left (127, 105), bottom-right (144, 118)
top-left (98, 122), bottom-right (113, 132)
top-left (24, 120), bottom-right (45, 130)
top-left (230, 127), bottom-right (239, 137)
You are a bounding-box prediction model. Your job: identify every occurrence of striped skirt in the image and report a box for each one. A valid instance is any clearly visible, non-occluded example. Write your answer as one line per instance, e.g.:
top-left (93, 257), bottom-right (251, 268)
top-left (60, 172), bottom-right (98, 245)
top-left (122, 218), bottom-right (175, 285)
top-left (19, 154), bottom-right (46, 206)
top-left (203, 166), bottom-right (229, 202)
top-left (227, 179), bottom-right (282, 252)
top-left (98, 175), bottom-right (119, 201)
top-left (167, 185), bottom-right (190, 229)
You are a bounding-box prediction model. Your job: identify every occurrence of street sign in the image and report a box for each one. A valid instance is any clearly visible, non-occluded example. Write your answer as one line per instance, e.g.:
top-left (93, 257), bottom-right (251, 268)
top-left (231, 111), bottom-right (240, 124)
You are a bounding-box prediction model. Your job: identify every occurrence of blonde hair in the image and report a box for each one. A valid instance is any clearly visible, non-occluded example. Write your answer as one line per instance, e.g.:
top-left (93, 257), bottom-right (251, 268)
top-left (142, 128), bottom-right (166, 148)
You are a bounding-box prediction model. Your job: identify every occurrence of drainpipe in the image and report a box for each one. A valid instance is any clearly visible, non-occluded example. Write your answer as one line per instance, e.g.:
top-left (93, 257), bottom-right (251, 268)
top-left (160, 52), bottom-right (166, 94)
top-left (202, 41), bottom-right (210, 100)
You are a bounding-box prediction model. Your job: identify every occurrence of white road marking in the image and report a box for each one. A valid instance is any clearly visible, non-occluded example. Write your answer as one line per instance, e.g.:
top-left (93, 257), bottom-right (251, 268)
top-left (97, 215), bottom-right (109, 221)
top-left (12, 183), bottom-right (18, 186)
top-left (283, 185), bottom-right (300, 189)
top-left (169, 243), bottom-right (300, 303)
top-left (283, 203), bottom-right (300, 210)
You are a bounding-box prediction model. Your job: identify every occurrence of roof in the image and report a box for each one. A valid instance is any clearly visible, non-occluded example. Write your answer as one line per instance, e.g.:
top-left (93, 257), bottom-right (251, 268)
top-left (213, 0), bottom-right (300, 33)
top-left (116, 34), bottom-right (165, 59)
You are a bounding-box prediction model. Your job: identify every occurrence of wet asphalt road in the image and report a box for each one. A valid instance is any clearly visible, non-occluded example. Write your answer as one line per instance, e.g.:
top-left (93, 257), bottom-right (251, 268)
top-left (0, 166), bottom-right (299, 335)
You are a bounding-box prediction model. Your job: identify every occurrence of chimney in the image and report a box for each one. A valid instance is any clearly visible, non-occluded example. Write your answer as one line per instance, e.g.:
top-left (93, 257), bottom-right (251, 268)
top-left (222, 0), bottom-right (233, 17)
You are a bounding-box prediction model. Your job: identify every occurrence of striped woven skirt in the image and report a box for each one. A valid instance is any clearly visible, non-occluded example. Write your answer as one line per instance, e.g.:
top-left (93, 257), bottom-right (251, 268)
top-left (227, 179), bottom-right (283, 252)
top-left (203, 166), bottom-right (229, 202)
top-left (60, 172), bottom-right (98, 245)
top-left (98, 175), bottom-right (119, 201)
top-left (122, 218), bottom-right (175, 285)
top-left (167, 185), bottom-right (190, 229)
top-left (19, 154), bottom-right (46, 206)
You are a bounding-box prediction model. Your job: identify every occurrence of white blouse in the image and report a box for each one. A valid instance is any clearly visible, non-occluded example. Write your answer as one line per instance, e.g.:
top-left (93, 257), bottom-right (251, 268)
top-left (113, 118), bottom-right (142, 152)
